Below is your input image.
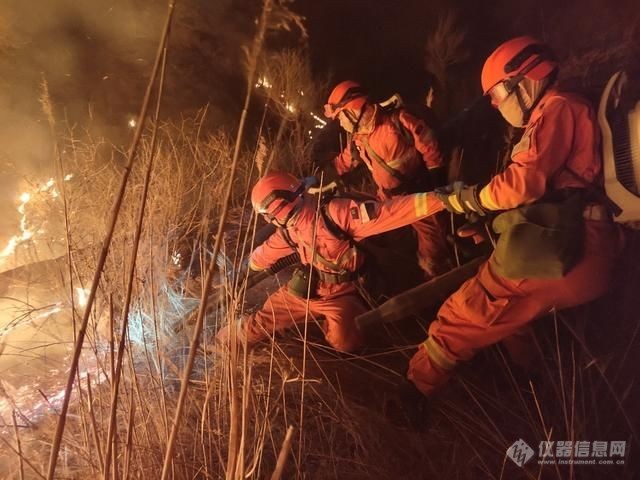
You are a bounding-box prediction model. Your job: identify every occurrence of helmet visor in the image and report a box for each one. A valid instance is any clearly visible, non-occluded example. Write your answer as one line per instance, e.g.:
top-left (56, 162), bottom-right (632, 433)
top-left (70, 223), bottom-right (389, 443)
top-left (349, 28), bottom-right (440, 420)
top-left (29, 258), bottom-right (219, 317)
top-left (487, 81), bottom-right (514, 107)
top-left (324, 102), bottom-right (340, 118)
top-left (324, 86), bottom-right (367, 119)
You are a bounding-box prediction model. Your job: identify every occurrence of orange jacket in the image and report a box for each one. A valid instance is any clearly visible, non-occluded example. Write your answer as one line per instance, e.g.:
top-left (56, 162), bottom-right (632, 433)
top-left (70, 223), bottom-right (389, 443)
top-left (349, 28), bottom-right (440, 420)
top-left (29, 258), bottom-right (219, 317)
top-left (249, 192), bottom-right (444, 280)
top-left (333, 107), bottom-right (443, 199)
top-left (479, 90), bottom-right (602, 210)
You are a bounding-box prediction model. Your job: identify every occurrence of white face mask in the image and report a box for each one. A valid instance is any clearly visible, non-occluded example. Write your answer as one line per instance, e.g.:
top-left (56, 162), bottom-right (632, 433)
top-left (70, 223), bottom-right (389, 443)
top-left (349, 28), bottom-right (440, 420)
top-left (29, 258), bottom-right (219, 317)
top-left (338, 111), bottom-right (355, 133)
top-left (497, 92), bottom-right (526, 127)
top-left (496, 77), bottom-right (549, 127)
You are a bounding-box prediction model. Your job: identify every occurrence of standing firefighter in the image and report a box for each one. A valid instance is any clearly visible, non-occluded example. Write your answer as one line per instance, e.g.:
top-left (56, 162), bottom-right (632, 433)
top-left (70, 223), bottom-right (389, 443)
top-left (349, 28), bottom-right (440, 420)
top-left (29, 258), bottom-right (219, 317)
top-left (407, 36), bottom-right (625, 395)
top-left (324, 81), bottom-right (452, 279)
top-left (216, 171), bottom-right (445, 352)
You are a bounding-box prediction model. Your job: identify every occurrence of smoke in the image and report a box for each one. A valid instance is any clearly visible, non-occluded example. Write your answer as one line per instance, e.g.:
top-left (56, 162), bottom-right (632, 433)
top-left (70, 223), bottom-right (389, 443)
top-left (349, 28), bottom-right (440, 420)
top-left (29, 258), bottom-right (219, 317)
top-left (0, 0), bottom-right (255, 247)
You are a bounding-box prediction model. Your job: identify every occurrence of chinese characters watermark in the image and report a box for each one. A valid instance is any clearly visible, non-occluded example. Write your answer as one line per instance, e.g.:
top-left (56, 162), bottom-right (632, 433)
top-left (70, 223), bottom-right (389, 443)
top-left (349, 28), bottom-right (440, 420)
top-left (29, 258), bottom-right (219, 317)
top-left (506, 439), bottom-right (627, 467)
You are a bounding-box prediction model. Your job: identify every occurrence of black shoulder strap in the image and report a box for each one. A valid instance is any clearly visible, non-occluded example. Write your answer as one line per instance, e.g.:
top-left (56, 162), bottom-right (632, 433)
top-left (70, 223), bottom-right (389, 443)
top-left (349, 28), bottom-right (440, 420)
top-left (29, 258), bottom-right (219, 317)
top-left (390, 109), bottom-right (415, 146)
top-left (319, 202), bottom-right (353, 244)
top-left (278, 227), bottom-right (298, 249)
top-left (321, 201), bottom-right (377, 256)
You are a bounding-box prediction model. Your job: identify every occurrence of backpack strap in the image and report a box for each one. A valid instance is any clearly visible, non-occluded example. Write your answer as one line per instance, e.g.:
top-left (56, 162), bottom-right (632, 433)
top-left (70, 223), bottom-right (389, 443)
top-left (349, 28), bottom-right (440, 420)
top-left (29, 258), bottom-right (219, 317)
top-left (361, 137), bottom-right (411, 185)
top-left (279, 227), bottom-right (298, 250)
top-left (563, 166), bottom-right (622, 215)
top-left (390, 109), bottom-right (415, 146)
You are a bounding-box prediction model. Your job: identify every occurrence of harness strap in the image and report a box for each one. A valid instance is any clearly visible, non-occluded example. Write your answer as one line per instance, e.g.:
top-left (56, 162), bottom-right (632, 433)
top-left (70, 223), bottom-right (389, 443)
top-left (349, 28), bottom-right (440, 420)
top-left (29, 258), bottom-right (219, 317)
top-left (280, 228), bottom-right (298, 250)
top-left (361, 138), bottom-right (411, 184)
top-left (390, 110), bottom-right (415, 146)
top-left (563, 166), bottom-right (622, 216)
top-left (279, 210), bottom-right (357, 276)
top-left (316, 269), bottom-right (359, 284)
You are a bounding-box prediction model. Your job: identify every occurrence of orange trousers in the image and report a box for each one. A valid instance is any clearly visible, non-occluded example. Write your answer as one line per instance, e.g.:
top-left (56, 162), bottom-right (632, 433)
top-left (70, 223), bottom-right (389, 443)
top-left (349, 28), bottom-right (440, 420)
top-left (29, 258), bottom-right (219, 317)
top-left (243, 283), bottom-right (368, 353)
top-left (407, 220), bottom-right (624, 395)
top-left (412, 212), bottom-right (452, 278)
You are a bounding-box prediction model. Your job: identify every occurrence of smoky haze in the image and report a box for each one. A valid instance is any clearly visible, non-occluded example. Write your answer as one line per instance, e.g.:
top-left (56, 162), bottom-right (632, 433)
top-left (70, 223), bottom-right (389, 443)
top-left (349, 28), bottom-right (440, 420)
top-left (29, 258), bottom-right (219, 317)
top-left (0, 0), bottom-right (255, 246)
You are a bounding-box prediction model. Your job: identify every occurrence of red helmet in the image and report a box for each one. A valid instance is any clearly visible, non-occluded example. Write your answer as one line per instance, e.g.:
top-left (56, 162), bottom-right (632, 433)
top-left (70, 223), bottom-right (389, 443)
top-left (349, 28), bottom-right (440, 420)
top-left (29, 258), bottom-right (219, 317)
top-left (481, 36), bottom-right (558, 101)
top-left (324, 80), bottom-right (368, 119)
top-left (251, 172), bottom-right (304, 225)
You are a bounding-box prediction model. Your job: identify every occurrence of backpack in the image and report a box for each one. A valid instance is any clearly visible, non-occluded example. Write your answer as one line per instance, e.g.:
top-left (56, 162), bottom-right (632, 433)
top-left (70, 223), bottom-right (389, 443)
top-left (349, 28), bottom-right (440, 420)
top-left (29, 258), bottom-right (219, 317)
top-left (377, 93), bottom-right (439, 145)
top-left (598, 70), bottom-right (640, 225)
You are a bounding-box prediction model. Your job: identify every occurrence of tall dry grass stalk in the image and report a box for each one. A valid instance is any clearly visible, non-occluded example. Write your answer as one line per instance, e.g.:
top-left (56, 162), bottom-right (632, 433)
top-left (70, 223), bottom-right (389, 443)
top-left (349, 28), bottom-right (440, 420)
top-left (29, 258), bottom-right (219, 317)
top-left (45, 2), bottom-right (178, 478)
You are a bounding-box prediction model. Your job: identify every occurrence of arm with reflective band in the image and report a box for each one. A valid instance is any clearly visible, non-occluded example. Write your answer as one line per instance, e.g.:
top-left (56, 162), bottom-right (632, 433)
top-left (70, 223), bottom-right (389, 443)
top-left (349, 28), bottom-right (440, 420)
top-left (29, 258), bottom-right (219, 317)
top-left (479, 97), bottom-right (577, 211)
top-left (423, 337), bottom-right (458, 371)
top-left (398, 110), bottom-right (443, 169)
top-left (249, 229), bottom-right (297, 271)
top-left (332, 192), bottom-right (445, 241)
top-left (333, 141), bottom-right (360, 176)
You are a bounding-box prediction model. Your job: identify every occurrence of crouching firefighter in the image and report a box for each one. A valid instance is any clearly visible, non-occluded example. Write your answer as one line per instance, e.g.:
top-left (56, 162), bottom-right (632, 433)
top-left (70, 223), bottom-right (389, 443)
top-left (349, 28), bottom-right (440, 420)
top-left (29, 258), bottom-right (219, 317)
top-left (324, 80), bottom-right (453, 279)
top-left (407, 36), bottom-right (626, 395)
top-left (216, 171), bottom-right (445, 353)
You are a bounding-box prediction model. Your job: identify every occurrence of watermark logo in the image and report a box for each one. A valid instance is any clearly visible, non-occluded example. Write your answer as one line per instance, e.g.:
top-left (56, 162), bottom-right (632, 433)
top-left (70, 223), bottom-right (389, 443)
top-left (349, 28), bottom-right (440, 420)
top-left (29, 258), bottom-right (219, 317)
top-left (507, 439), bottom-right (535, 467)
top-left (507, 440), bottom-right (627, 467)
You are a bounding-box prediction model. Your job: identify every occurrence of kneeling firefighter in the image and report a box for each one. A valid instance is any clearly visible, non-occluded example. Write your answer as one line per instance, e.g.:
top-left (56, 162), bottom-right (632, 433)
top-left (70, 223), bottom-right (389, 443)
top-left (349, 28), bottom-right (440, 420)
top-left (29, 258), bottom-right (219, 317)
top-left (407, 36), bottom-right (626, 395)
top-left (216, 171), bottom-right (445, 352)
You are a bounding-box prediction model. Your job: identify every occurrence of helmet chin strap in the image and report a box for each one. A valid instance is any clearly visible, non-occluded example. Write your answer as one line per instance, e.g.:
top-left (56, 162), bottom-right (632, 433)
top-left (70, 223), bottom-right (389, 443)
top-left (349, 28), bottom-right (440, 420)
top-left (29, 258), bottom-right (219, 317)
top-left (514, 86), bottom-right (531, 124)
top-left (275, 201), bottom-right (302, 228)
top-left (513, 72), bottom-right (556, 125)
top-left (345, 103), bottom-right (367, 133)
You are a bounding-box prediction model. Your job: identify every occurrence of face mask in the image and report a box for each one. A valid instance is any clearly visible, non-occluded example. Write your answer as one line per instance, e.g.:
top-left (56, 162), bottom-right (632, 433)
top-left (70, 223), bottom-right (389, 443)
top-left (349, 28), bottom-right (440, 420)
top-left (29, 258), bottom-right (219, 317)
top-left (496, 77), bottom-right (549, 127)
top-left (338, 111), bottom-right (355, 133)
top-left (497, 92), bottom-right (526, 127)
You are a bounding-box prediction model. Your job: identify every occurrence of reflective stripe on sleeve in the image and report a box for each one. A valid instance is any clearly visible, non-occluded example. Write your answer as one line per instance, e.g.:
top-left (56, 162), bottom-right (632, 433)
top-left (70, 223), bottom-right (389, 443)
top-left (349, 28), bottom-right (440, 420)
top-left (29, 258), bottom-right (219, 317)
top-left (248, 259), bottom-right (264, 271)
top-left (414, 192), bottom-right (429, 217)
top-left (479, 185), bottom-right (501, 211)
top-left (423, 337), bottom-right (457, 371)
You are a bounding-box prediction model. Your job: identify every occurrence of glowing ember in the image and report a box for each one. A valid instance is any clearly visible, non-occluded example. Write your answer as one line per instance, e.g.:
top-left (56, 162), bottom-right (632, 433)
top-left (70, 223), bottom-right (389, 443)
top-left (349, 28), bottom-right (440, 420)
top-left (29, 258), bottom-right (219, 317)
top-left (75, 288), bottom-right (90, 308)
top-left (310, 112), bottom-right (327, 128)
top-left (255, 76), bottom-right (273, 89)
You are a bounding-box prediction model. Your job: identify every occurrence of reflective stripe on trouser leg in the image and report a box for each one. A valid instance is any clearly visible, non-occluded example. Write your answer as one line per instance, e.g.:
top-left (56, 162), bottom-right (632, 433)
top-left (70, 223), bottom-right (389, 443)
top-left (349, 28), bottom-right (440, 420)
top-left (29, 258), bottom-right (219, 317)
top-left (422, 336), bottom-right (458, 371)
top-left (407, 220), bottom-right (622, 396)
top-left (407, 340), bottom-right (455, 396)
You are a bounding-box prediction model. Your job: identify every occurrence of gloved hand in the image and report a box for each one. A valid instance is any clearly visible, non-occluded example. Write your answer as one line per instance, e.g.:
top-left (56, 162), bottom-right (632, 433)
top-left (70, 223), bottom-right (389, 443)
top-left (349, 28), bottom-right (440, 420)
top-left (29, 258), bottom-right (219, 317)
top-left (456, 213), bottom-right (488, 245)
top-left (435, 182), bottom-right (486, 217)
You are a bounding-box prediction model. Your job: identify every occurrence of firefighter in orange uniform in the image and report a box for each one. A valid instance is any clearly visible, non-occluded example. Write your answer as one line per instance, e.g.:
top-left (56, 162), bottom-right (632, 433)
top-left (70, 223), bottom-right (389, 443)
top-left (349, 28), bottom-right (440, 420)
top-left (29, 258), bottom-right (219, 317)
top-left (407, 36), bottom-right (625, 395)
top-left (216, 171), bottom-right (445, 352)
top-left (324, 81), bottom-right (452, 278)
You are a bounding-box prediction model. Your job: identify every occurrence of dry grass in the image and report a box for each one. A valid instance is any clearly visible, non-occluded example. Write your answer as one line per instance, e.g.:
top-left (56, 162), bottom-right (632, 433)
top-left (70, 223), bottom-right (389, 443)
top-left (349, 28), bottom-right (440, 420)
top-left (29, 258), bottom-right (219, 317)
top-left (1, 4), bottom-right (639, 478)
